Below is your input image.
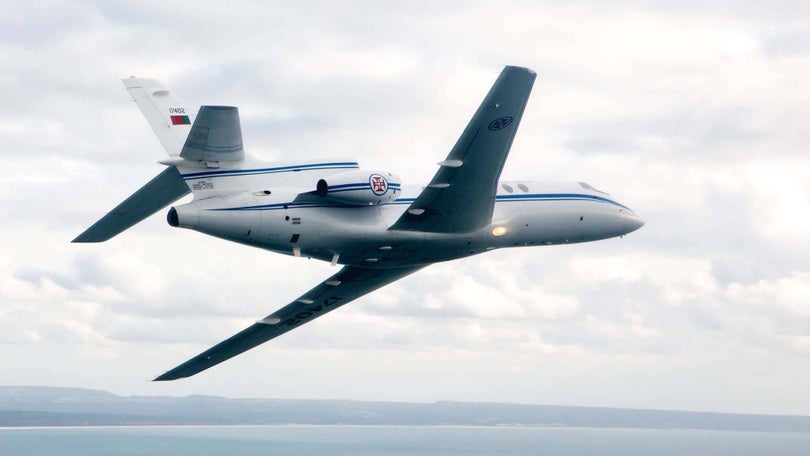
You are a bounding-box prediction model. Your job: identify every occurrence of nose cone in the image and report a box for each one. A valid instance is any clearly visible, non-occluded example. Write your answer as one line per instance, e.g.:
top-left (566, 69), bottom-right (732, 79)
top-left (622, 210), bottom-right (645, 234)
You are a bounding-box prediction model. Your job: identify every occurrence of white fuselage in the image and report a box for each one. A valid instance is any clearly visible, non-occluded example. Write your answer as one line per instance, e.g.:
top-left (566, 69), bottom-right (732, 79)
top-left (76, 69), bottom-right (649, 381)
top-left (169, 158), bottom-right (644, 268)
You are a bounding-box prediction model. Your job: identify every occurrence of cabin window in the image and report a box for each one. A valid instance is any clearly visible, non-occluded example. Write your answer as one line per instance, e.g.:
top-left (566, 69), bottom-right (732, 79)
top-left (517, 183), bottom-right (529, 192)
top-left (502, 184), bottom-right (514, 193)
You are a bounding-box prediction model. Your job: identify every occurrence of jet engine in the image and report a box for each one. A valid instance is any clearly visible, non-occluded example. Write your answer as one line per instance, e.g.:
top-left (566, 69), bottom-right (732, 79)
top-left (316, 170), bottom-right (401, 206)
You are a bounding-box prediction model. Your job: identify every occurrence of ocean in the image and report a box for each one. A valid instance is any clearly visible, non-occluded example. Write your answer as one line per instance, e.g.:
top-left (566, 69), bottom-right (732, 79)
top-left (1, 425), bottom-right (808, 455)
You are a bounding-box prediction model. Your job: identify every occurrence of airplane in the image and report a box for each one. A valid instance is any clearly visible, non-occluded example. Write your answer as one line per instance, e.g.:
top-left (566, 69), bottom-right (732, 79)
top-left (74, 66), bottom-right (644, 381)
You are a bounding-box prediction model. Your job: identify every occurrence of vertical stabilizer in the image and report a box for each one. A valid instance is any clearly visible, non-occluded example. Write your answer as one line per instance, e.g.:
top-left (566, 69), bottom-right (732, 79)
top-left (123, 77), bottom-right (197, 156)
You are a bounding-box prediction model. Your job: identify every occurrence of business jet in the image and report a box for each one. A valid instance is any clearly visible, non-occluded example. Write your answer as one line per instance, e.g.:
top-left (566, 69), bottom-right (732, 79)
top-left (74, 66), bottom-right (644, 380)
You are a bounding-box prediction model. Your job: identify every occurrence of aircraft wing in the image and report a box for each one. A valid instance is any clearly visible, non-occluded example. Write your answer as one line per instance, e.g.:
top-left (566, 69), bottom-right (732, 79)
top-left (154, 265), bottom-right (423, 381)
top-left (390, 66), bottom-right (536, 233)
top-left (73, 166), bottom-right (190, 243)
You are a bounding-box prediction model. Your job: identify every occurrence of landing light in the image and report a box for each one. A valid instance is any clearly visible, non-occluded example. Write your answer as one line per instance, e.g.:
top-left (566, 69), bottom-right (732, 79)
top-left (492, 226), bottom-right (508, 236)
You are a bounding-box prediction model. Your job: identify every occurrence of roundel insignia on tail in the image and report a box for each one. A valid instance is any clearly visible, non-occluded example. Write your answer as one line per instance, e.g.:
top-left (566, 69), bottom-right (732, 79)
top-left (488, 116), bottom-right (513, 131)
top-left (369, 174), bottom-right (389, 196)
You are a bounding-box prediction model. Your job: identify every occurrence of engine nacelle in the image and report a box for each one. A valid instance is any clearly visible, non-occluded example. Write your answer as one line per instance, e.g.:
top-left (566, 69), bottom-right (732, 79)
top-left (316, 170), bottom-right (401, 206)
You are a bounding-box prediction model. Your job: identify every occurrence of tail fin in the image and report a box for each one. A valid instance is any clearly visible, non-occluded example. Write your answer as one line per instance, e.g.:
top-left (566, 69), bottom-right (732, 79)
top-left (74, 80), bottom-right (250, 242)
top-left (123, 77), bottom-right (196, 156)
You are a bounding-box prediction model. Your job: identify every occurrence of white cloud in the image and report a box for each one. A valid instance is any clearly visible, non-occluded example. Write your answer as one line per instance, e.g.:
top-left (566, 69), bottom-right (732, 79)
top-left (1, 0), bottom-right (809, 415)
top-left (288, 46), bottom-right (424, 81)
top-left (570, 254), bottom-right (718, 305)
top-left (423, 270), bottom-right (580, 320)
top-left (727, 272), bottom-right (810, 319)
top-left (785, 335), bottom-right (810, 354)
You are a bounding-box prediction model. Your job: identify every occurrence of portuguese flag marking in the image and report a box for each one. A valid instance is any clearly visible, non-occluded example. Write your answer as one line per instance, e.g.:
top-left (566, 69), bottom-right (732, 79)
top-left (170, 115), bottom-right (191, 125)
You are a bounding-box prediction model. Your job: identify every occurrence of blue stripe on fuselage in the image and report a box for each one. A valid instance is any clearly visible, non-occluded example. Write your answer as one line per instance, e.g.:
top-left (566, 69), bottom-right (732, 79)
top-left (495, 193), bottom-right (631, 210)
top-left (208, 193), bottom-right (630, 212)
top-left (181, 162), bottom-right (359, 180)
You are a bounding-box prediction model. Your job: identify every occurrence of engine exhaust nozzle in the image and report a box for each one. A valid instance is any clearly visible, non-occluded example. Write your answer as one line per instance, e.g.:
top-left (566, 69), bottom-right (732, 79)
top-left (167, 203), bottom-right (199, 228)
top-left (167, 207), bottom-right (179, 227)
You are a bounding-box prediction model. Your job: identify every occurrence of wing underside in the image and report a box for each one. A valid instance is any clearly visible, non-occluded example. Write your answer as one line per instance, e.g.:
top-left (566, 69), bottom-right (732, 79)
top-left (73, 166), bottom-right (190, 243)
top-left (390, 66), bottom-right (536, 233)
top-left (155, 265), bottom-right (423, 381)
top-left (142, 66), bottom-right (537, 380)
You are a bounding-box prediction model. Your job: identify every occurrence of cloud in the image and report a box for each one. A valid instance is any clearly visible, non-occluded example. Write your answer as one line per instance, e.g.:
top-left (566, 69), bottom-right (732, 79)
top-left (727, 272), bottom-right (810, 319)
top-left (570, 254), bottom-right (718, 305)
top-left (1, 0), bottom-right (809, 414)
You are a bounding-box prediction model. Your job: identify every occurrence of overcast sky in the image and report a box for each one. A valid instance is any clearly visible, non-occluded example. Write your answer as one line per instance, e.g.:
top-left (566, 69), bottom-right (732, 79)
top-left (1, 0), bottom-right (809, 415)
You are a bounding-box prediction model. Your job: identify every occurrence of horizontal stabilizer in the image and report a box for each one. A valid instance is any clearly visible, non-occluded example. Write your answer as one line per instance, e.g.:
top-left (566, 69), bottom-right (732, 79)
top-left (180, 106), bottom-right (245, 163)
top-left (73, 167), bottom-right (190, 243)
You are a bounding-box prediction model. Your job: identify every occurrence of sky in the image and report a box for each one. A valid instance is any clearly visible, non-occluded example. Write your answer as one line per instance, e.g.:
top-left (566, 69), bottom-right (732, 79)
top-left (1, 0), bottom-right (809, 415)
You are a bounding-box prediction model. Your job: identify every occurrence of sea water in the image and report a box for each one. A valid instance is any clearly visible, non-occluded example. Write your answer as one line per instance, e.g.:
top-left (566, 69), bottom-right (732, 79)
top-left (1, 425), bottom-right (808, 456)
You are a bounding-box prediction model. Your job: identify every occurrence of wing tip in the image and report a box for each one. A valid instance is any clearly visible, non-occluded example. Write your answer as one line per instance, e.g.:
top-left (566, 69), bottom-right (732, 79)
top-left (503, 65), bottom-right (537, 78)
top-left (72, 233), bottom-right (106, 243)
top-left (503, 65), bottom-right (537, 81)
top-left (153, 373), bottom-right (180, 382)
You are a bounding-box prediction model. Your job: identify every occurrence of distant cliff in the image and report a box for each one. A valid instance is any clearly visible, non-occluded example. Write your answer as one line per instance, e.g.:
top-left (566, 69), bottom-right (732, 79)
top-left (1, 386), bottom-right (808, 432)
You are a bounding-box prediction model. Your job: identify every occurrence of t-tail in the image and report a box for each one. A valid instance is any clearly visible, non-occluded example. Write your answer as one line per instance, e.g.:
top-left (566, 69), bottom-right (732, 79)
top-left (73, 78), bottom-right (245, 243)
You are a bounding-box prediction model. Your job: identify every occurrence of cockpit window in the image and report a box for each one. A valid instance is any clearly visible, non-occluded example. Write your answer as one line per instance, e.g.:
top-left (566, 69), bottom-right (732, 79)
top-left (578, 182), bottom-right (608, 194)
top-left (502, 184), bottom-right (514, 193)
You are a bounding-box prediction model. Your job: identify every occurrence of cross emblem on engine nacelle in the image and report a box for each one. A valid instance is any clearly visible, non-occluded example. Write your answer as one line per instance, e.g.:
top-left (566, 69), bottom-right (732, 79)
top-left (369, 174), bottom-right (388, 196)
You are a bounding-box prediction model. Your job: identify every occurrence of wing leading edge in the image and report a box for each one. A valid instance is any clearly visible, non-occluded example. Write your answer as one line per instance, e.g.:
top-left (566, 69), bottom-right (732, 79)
top-left (390, 66), bottom-right (536, 233)
top-left (73, 166), bottom-right (190, 243)
top-left (154, 265), bottom-right (423, 381)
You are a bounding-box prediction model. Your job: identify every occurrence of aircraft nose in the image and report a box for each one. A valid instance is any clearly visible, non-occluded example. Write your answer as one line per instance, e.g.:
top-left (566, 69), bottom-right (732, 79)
top-left (623, 210), bottom-right (645, 234)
